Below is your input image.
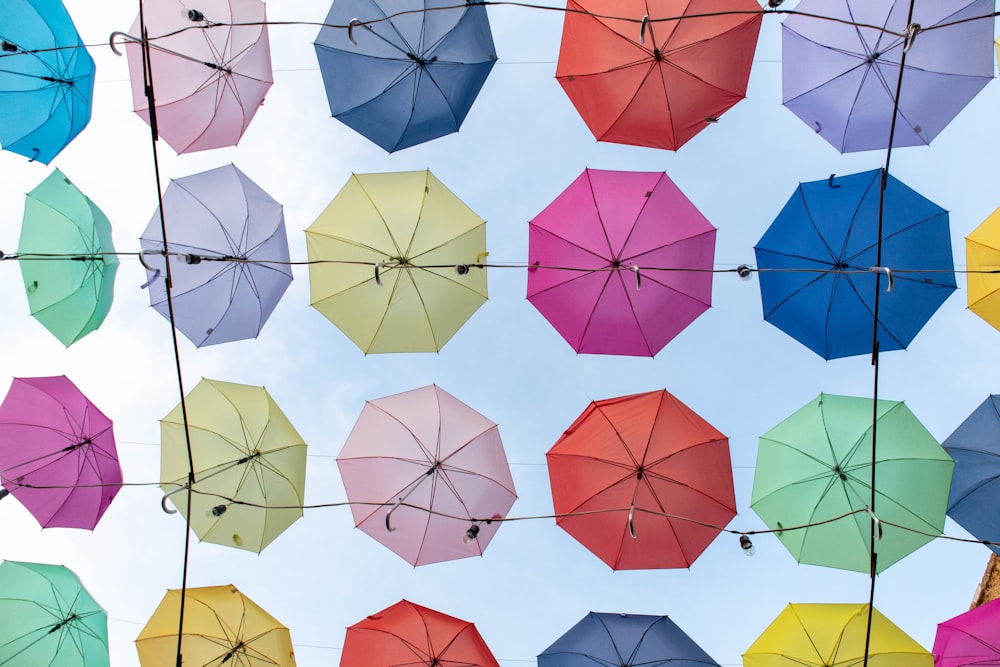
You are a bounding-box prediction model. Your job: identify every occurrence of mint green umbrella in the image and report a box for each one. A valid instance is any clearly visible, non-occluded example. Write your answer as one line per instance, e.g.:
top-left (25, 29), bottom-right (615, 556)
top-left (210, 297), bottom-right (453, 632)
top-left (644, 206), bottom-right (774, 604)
top-left (0, 560), bottom-right (109, 666)
top-left (18, 169), bottom-right (118, 346)
top-left (751, 393), bottom-right (954, 574)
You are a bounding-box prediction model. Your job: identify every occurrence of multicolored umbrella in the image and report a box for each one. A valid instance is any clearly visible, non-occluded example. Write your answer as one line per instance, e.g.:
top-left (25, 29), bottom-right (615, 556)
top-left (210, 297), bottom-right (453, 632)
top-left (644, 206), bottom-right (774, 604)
top-left (121, 0), bottom-right (273, 154)
top-left (943, 395), bottom-right (1000, 556)
top-left (0, 375), bottom-right (121, 530)
top-left (342, 599), bottom-right (499, 667)
top-left (539, 612), bottom-right (720, 667)
top-left (0, 0), bottom-right (94, 163)
top-left (754, 169), bottom-right (956, 360)
top-left (306, 170), bottom-right (488, 353)
top-left (160, 378), bottom-right (307, 553)
top-left (933, 597), bottom-right (1000, 667)
top-left (314, 0), bottom-right (496, 152)
top-left (338, 384), bottom-right (516, 566)
top-left (556, 0), bottom-right (762, 150)
top-left (546, 390), bottom-right (736, 570)
top-left (966, 206), bottom-right (1000, 333)
top-left (19, 169), bottom-right (118, 347)
top-left (528, 169), bottom-right (715, 356)
top-left (751, 393), bottom-right (954, 574)
top-left (0, 560), bottom-right (109, 666)
top-left (140, 163), bottom-right (292, 347)
top-left (744, 604), bottom-right (932, 667)
top-left (782, 0), bottom-right (994, 153)
top-left (136, 585), bottom-right (295, 667)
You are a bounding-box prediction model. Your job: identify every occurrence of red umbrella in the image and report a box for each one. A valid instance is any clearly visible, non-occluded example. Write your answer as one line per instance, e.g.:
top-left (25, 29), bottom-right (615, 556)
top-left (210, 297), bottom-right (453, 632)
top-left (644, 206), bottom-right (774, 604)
top-left (547, 390), bottom-right (736, 570)
top-left (556, 0), bottom-right (762, 150)
top-left (342, 599), bottom-right (499, 667)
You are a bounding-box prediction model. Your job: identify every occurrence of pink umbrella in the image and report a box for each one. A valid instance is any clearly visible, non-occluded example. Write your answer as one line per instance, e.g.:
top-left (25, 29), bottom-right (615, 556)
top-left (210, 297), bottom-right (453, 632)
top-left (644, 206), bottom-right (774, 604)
top-left (119, 0), bottom-right (273, 154)
top-left (337, 385), bottom-right (516, 566)
top-left (933, 597), bottom-right (1000, 667)
top-left (0, 376), bottom-right (121, 529)
top-left (527, 169), bottom-right (716, 356)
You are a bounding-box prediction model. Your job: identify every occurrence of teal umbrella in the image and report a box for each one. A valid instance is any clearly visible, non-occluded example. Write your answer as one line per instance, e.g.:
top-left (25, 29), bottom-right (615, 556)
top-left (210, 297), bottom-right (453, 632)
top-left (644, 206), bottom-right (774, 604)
top-left (18, 169), bottom-right (118, 346)
top-left (0, 560), bottom-right (109, 666)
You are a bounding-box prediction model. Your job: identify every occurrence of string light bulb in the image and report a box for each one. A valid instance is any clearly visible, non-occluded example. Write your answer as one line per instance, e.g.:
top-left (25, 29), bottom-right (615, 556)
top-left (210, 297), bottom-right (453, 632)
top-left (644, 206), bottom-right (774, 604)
top-left (463, 524), bottom-right (480, 544)
top-left (739, 534), bottom-right (755, 556)
top-left (208, 504), bottom-right (228, 518)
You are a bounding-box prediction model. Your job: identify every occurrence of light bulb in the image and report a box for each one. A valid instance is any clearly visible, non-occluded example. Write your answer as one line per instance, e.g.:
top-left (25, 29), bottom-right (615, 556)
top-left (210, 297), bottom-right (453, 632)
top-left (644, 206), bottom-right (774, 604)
top-left (463, 524), bottom-right (480, 544)
top-left (736, 265), bottom-right (753, 281)
top-left (739, 534), bottom-right (755, 556)
top-left (207, 504), bottom-right (227, 518)
top-left (185, 8), bottom-right (205, 21)
top-left (0, 488), bottom-right (8, 500)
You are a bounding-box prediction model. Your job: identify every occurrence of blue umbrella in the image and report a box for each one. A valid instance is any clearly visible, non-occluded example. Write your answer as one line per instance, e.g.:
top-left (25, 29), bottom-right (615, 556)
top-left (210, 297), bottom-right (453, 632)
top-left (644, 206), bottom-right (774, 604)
top-left (538, 612), bottom-right (719, 667)
top-left (0, 0), bottom-right (95, 163)
top-left (754, 169), bottom-right (956, 360)
top-left (944, 395), bottom-right (1000, 556)
top-left (313, 0), bottom-right (496, 152)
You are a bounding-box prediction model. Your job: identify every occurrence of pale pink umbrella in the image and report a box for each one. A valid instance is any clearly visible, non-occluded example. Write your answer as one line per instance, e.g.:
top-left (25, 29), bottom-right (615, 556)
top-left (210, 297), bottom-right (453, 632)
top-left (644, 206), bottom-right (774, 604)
top-left (118, 0), bottom-right (272, 154)
top-left (337, 385), bottom-right (517, 566)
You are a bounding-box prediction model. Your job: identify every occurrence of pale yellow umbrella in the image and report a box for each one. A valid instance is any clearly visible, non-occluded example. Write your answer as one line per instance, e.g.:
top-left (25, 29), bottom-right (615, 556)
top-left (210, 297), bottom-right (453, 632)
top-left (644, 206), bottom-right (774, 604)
top-left (967, 206), bottom-right (1000, 332)
top-left (305, 170), bottom-right (488, 353)
top-left (136, 585), bottom-right (295, 666)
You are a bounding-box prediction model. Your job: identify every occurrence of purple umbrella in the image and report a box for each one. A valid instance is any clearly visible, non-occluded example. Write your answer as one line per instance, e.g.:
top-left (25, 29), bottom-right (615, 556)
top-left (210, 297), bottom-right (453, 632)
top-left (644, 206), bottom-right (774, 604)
top-left (140, 163), bottom-right (293, 347)
top-left (0, 376), bottom-right (121, 529)
top-left (782, 0), bottom-right (994, 153)
top-left (933, 597), bottom-right (1000, 667)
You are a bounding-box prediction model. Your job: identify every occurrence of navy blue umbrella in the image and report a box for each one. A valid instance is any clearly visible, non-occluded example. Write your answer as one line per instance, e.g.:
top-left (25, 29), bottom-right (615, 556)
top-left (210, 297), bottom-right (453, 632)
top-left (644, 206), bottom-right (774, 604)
top-left (754, 169), bottom-right (956, 360)
top-left (313, 0), bottom-right (496, 153)
top-left (944, 395), bottom-right (1000, 556)
top-left (538, 612), bottom-right (719, 667)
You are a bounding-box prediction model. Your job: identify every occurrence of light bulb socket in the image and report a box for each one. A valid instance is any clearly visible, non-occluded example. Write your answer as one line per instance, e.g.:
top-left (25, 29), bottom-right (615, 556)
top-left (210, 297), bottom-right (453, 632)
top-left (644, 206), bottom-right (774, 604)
top-left (463, 524), bottom-right (480, 544)
top-left (736, 264), bottom-right (753, 280)
top-left (739, 534), bottom-right (755, 556)
top-left (186, 8), bottom-right (205, 21)
top-left (210, 504), bottom-right (227, 517)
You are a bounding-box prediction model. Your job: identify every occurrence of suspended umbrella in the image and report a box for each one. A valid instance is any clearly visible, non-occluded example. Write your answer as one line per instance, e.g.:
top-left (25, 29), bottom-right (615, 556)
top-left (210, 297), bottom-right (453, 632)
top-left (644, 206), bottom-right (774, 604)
top-left (120, 0), bottom-right (273, 154)
top-left (306, 170), bottom-right (488, 353)
top-left (754, 169), bottom-right (956, 360)
top-left (160, 378), bottom-right (307, 553)
top-left (966, 206), bottom-right (1000, 333)
top-left (342, 599), bottom-right (499, 667)
top-left (0, 375), bottom-right (121, 530)
top-left (555, 0), bottom-right (762, 150)
top-left (0, 560), bottom-right (109, 666)
top-left (546, 390), bottom-right (736, 570)
top-left (0, 0), bottom-right (94, 163)
top-left (19, 169), bottom-right (118, 347)
top-left (314, 0), bottom-right (497, 152)
top-left (743, 604), bottom-right (932, 667)
top-left (337, 384), bottom-right (516, 566)
top-left (539, 612), bottom-right (720, 667)
top-left (139, 163), bottom-right (293, 347)
top-left (782, 0), bottom-right (994, 153)
top-left (751, 393), bottom-right (953, 574)
top-left (933, 597), bottom-right (1000, 667)
top-left (528, 169), bottom-right (715, 356)
top-left (136, 585), bottom-right (295, 667)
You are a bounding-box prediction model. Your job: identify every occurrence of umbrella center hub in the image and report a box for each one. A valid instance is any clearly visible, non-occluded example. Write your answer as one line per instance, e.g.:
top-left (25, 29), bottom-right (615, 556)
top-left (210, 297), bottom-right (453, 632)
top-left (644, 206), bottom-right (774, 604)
top-left (652, 48), bottom-right (663, 61)
top-left (611, 259), bottom-right (621, 268)
top-left (833, 261), bottom-right (849, 269)
top-left (866, 51), bottom-right (881, 64)
top-left (832, 464), bottom-right (847, 481)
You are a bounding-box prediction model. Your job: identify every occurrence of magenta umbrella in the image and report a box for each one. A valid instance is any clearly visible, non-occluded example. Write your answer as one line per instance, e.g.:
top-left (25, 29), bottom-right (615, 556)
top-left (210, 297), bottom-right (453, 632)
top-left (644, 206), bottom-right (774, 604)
top-left (0, 376), bottom-right (121, 529)
top-left (933, 598), bottom-right (1000, 667)
top-left (337, 385), bottom-right (517, 566)
top-left (527, 169), bottom-right (716, 356)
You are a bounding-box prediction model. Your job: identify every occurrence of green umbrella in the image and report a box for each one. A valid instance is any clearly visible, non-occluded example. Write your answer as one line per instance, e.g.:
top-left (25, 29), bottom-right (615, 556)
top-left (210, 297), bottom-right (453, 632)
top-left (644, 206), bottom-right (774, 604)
top-left (0, 560), bottom-right (109, 666)
top-left (18, 169), bottom-right (118, 346)
top-left (751, 393), bottom-right (954, 574)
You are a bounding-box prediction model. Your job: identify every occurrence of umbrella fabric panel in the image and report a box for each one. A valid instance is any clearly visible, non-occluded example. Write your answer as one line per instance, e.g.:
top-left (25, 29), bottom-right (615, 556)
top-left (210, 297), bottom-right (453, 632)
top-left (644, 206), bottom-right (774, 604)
top-left (944, 395), bottom-right (1000, 556)
top-left (933, 598), bottom-right (1000, 667)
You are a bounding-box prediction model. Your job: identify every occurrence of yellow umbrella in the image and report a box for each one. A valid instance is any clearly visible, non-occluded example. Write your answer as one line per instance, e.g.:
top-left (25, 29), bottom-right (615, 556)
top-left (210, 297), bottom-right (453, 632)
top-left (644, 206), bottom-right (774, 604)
top-left (743, 604), bottom-right (932, 667)
top-left (305, 170), bottom-right (488, 353)
top-left (136, 585), bottom-right (295, 666)
top-left (967, 206), bottom-right (1000, 332)
top-left (160, 378), bottom-right (307, 553)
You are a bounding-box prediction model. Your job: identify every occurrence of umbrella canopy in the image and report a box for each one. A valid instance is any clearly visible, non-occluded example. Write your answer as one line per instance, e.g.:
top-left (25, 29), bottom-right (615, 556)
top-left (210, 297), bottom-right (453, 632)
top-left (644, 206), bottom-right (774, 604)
top-left (942, 395), bottom-right (1000, 556)
top-left (338, 384), bottom-right (516, 566)
top-left (0, 375), bottom-right (121, 530)
top-left (933, 597), bottom-right (1000, 667)
top-left (306, 170), bottom-right (488, 353)
top-left (160, 378), bottom-right (307, 553)
top-left (136, 585), bottom-right (295, 667)
top-left (751, 393), bottom-right (953, 574)
top-left (123, 0), bottom-right (273, 154)
top-left (19, 169), bottom-right (118, 347)
top-left (0, 0), bottom-right (94, 163)
top-left (528, 169), bottom-right (715, 356)
top-left (140, 163), bottom-right (292, 347)
top-left (539, 612), bottom-right (720, 667)
top-left (546, 390), bottom-right (736, 570)
top-left (743, 604), bottom-right (932, 667)
top-left (314, 0), bottom-right (496, 152)
top-left (342, 599), bottom-right (499, 667)
top-left (0, 560), bottom-right (109, 666)
top-left (754, 169), bottom-right (956, 360)
top-left (555, 0), bottom-right (762, 150)
top-left (966, 206), bottom-right (1000, 333)
top-left (782, 0), bottom-right (994, 153)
